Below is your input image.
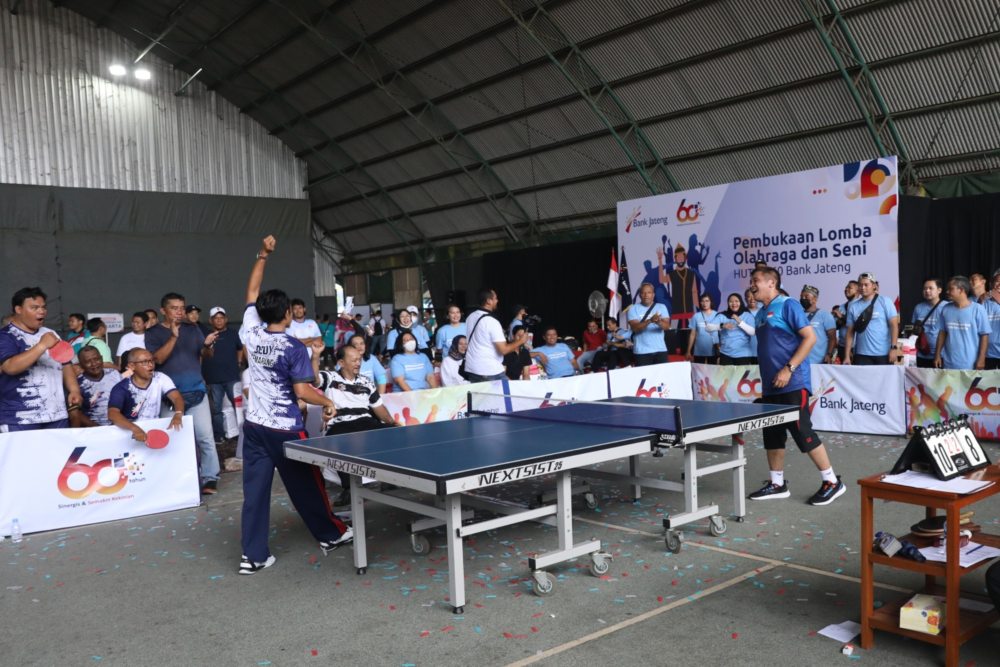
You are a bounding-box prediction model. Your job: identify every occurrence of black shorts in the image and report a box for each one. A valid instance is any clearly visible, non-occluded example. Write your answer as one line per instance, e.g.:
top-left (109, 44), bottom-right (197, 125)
top-left (757, 389), bottom-right (821, 454)
top-left (719, 355), bottom-right (755, 366)
top-left (635, 352), bottom-right (669, 366)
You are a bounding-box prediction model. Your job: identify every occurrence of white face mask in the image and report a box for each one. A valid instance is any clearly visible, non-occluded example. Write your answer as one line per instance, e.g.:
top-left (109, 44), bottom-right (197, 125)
top-left (403, 340), bottom-right (417, 352)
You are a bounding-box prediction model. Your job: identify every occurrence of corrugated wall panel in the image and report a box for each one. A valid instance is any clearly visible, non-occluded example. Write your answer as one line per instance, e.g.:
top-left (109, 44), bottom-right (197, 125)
top-left (0, 0), bottom-right (305, 198)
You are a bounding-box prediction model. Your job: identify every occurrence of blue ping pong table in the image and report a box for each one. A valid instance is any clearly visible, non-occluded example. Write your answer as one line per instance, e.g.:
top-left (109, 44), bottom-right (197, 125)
top-left (284, 396), bottom-right (796, 614)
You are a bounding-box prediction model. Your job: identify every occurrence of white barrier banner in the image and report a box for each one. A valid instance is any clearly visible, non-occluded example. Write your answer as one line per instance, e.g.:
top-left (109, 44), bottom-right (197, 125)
top-left (507, 373), bottom-right (611, 410)
top-left (0, 417), bottom-right (199, 537)
top-left (381, 381), bottom-right (506, 425)
top-left (691, 363), bottom-right (761, 403)
top-left (808, 365), bottom-right (905, 435)
top-left (904, 368), bottom-right (1000, 441)
top-left (608, 362), bottom-right (694, 400)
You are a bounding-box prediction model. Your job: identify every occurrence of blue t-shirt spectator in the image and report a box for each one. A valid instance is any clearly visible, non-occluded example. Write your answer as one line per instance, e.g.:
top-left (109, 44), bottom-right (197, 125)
top-left (145, 322), bottom-right (207, 396)
top-left (360, 355), bottom-right (387, 387)
top-left (689, 310), bottom-right (719, 357)
top-left (805, 309), bottom-right (837, 365)
top-left (939, 301), bottom-right (990, 369)
top-left (718, 311), bottom-right (756, 359)
top-left (533, 342), bottom-right (577, 378)
top-left (386, 326), bottom-right (431, 352)
top-left (390, 353), bottom-right (434, 391)
top-left (201, 327), bottom-right (243, 385)
top-left (435, 323), bottom-right (467, 355)
top-left (847, 295), bottom-right (897, 356)
top-left (755, 296), bottom-right (811, 396)
top-left (627, 302), bottom-right (670, 354)
top-left (984, 298), bottom-right (1000, 359)
top-left (912, 300), bottom-right (946, 361)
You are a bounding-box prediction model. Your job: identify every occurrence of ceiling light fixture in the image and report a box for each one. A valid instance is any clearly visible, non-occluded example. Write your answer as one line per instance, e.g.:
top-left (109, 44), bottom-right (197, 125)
top-left (108, 64), bottom-right (127, 77)
top-left (134, 68), bottom-right (151, 81)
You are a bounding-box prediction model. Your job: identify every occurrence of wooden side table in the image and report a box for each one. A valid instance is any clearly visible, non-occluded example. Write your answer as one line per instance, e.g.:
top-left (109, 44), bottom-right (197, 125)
top-left (858, 464), bottom-right (1000, 667)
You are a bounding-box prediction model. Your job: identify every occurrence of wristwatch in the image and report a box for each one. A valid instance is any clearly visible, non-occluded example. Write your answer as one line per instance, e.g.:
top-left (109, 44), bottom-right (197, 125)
top-left (786, 362), bottom-right (798, 373)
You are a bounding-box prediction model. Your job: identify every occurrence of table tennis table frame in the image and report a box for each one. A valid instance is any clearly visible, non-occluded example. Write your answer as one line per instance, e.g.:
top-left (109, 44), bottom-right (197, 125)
top-left (285, 434), bottom-right (655, 614)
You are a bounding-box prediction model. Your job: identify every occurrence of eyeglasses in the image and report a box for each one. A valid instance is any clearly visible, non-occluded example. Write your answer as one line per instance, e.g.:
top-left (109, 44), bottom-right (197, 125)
top-left (131, 359), bottom-right (155, 366)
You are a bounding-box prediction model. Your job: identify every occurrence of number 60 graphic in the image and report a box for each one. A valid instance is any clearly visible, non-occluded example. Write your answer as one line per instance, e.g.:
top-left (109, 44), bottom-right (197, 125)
top-left (57, 447), bottom-right (128, 499)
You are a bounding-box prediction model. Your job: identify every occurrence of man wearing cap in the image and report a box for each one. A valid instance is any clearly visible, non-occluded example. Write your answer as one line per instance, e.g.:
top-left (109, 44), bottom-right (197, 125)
top-left (844, 272), bottom-right (899, 366)
top-left (288, 298), bottom-right (322, 357)
top-left (185, 305), bottom-right (211, 336)
top-left (658, 243), bottom-right (699, 328)
top-left (202, 307), bottom-right (244, 445)
top-left (800, 286), bottom-right (836, 365)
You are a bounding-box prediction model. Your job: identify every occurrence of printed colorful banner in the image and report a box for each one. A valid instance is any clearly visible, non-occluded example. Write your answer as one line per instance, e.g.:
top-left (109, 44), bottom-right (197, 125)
top-left (809, 365), bottom-right (905, 435)
top-left (0, 417), bottom-right (199, 537)
top-left (507, 373), bottom-right (611, 410)
top-left (380, 381), bottom-right (507, 426)
top-left (617, 157), bottom-right (899, 321)
top-left (904, 368), bottom-right (1000, 442)
top-left (608, 362), bottom-right (694, 400)
top-left (690, 363), bottom-right (762, 404)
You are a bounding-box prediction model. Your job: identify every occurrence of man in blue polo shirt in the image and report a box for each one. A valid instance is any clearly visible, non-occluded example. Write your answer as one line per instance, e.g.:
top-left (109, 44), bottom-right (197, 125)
top-left (844, 272), bottom-right (898, 365)
top-left (627, 282), bottom-right (671, 366)
top-left (747, 267), bottom-right (845, 506)
top-left (531, 327), bottom-right (579, 378)
top-left (203, 306), bottom-right (244, 444)
top-left (934, 275), bottom-right (990, 370)
top-left (145, 292), bottom-right (221, 495)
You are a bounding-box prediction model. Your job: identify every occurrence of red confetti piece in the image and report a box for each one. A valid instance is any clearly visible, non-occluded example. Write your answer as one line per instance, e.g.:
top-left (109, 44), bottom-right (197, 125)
top-left (530, 627), bottom-right (539, 633)
top-left (731, 633), bottom-right (739, 639)
top-left (621, 572), bottom-right (629, 577)
top-left (389, 605), bottom-right (396, 611)
top-left (440, 626), bottom-right (455, 633)
top-left (503, 632), bottom-right (514, 639)
top-left (532, 612), bottom-right (544, 618)
top-left (420, 631), bottom-right (431, 638)
top-left (308, 555), bottom-right (317, 565)
top-left (310, 649), bottom-right (318, 656)
top-left (776, 588), bottom-right (785, 595)
top-left (671, 579), bottom-right (679, 586)
top-left (657, 596), bottom-right (664, 603)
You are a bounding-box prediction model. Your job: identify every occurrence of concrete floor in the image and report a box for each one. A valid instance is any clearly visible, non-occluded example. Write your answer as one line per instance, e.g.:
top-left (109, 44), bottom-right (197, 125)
top-left (1, 430), bottom-right (998, 666)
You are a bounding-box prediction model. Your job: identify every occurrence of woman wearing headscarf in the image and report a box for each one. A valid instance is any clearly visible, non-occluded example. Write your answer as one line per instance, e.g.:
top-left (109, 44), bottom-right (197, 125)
top-left (440, 335), bottom-right (469, 387)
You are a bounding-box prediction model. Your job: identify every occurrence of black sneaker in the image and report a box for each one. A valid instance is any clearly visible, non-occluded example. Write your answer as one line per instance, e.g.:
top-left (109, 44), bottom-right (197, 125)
top-left (238, 554), bottom-right (275, 575)
top-left (319, 528), bottom-right (354, 555)
top-left (748, 480), bottom-right (790, 500)
top-left (201, 480), bottom-right (218, 495)
top-left (331, 489), bottom-right (351, 508)
top-left (808, 477), bottom-right (846, 506)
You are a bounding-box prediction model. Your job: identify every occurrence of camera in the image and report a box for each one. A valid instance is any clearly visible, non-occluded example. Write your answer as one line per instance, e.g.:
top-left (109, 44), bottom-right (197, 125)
top-left (522, 314), bottom-right (542, 329)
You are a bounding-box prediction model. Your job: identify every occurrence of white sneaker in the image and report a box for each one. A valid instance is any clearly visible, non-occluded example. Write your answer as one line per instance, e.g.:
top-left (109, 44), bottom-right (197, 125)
top-left (238, 554), bottom-right (276, 575)
top-left (319, 528), bottom-right (354, 555)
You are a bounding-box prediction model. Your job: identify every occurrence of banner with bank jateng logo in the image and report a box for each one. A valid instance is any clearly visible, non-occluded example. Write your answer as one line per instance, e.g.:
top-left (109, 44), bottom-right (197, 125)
top-left (0, 417), bottom-right (198, 537)
top-left (809, 365), bottom-right (905, 435)
top-left (616, 157), bottom-right (899, 319)
top-left (904, 368), bottom-right (1000, 442)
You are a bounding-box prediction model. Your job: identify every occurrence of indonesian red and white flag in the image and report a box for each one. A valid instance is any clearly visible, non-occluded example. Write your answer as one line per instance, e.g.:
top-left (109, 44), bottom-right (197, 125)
top-left (607, 248), bottom-right (620, 318)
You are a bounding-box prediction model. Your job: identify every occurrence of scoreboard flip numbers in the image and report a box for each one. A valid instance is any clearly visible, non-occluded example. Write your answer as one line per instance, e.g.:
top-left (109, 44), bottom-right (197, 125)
top-left (917, 416), bottom-right (991, 480)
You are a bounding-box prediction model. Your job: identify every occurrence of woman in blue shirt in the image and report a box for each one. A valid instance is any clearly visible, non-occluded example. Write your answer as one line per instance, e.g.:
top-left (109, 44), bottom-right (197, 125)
top-left (389, 332), bottom-right (438, 391)
top-left (347, 334), bottom-right (387, 393)
top-left (686, 293), bottom-right (720, 364)
top-left (717, 293), bottom-right (756, 365)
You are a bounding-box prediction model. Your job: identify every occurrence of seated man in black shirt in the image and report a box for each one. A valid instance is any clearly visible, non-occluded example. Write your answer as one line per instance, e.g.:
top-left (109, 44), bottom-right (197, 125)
top-left (503, 324), bottom-right (533, 380)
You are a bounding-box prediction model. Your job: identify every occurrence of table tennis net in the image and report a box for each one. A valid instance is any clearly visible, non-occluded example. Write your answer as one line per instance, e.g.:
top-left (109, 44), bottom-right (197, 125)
top-left (466, 392), bottom-right (682, 434)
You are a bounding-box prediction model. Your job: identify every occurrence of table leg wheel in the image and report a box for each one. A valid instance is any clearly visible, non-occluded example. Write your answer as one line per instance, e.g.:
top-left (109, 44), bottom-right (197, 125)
top-left (665, 531), bottom-right (683, 554)
top-left (584, 492), bottom-right (598, 510)
top-left (735, 516), bottom-right (745, 523)
top-left (532, 571), bottom-right (554, 597)
top-left (453, 606), bottom-right (464, 615)
top-left (589, 553), bottom-right (612, 577)
top-left (411, 534), bottom-right (431, 555)
top-left (356, 567), bottom-right (367, 575)
top-left (709, 515), bottom-right (728, 537)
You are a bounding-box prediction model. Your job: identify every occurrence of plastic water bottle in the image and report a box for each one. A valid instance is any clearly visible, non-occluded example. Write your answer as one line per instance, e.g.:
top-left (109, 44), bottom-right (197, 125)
top-left (11, 518), bottom-right (23, 543)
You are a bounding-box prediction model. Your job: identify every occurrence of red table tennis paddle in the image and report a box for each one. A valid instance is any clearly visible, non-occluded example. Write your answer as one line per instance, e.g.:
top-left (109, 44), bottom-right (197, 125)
top-left (145, 429), bottom-right (170, 449)
top-left (48, 340), bottom-right (74, 364)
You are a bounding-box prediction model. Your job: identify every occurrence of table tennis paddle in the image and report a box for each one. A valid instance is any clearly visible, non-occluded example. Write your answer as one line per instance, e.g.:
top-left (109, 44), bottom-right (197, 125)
top-left (145, 429), bottom-right (170, 449)
top-left (48, 340), bottom-right (74, 364)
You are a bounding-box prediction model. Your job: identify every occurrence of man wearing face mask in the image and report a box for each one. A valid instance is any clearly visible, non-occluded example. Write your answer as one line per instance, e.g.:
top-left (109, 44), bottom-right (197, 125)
top-left (800, 286), bottom-right (836, 365)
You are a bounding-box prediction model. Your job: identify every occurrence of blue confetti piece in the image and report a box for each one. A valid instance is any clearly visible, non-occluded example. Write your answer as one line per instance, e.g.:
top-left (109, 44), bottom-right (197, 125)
top-left (474, 626), bottom-right (482, 633)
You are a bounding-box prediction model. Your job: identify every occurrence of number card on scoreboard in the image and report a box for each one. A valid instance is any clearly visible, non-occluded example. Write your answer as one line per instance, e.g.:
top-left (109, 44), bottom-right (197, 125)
top-left (891, 415), bottom-right (991, 481)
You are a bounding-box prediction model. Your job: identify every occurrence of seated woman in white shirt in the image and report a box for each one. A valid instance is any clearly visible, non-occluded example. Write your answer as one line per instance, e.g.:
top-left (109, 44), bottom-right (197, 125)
top-left (440, 335), bottom-right (469, 387)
